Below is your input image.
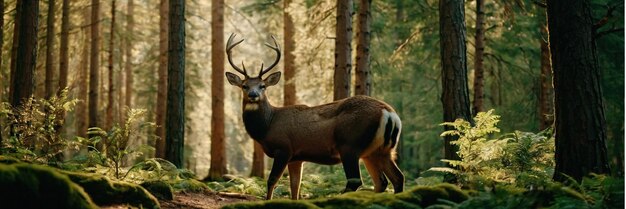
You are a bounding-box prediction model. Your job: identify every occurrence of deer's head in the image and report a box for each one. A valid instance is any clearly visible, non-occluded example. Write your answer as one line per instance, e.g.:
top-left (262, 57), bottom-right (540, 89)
top-left (225, 34), bottom-right (281, 104)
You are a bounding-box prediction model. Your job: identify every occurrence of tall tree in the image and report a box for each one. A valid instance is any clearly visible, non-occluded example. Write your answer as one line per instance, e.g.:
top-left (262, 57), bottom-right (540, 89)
top-left (472, 0), bottom-right (485, 114)
top-left (12, 0), bottom-right (38, 107)
top-left (0, 0), bottom-right (3, 142)
top-left (155, 0), bottom-right (169, 158)
top-left (207, 0), bottom-right (227, 180)
top-left (538, 10), bottom-right (554, 131)
top-left (165, 0), bottom-right (185, 168)
top-left (355, 0), bottom-right (371, 96)
top-left (123, 0), bottom-right (135, 121)
top-left (75, 6), bottom-right (91, 137)
top-left (9, 0), bottom-right (22, 103)
top-left (547, 0), bottom-right (610, 181)
top-left (58, 0), bottom-right (70, 94)
top-left (439, 0), bottom-right (473, 163)
top-left (333, 0), bottom-right (353, 100)
top-left (106, 0), bottom-right (117, 129)
top-left (89, 0), bottom-right (101, 130)
top-left (45, 0), bottom-right (56, 99)
top-left (283, 0), bottom-right (296, 106)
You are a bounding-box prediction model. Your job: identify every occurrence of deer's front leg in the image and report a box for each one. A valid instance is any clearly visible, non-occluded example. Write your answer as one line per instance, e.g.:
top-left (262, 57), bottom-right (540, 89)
top-left (288, 161), bottom-right (304, 200)
top-left (266, 150), bottom-right (290, 200)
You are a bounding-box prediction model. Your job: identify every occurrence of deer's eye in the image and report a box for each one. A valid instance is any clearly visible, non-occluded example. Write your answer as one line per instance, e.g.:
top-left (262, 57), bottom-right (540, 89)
top-left (242, 85), bottom-right (249, 90)
top-left (260, 85), bottom-right (266, 89)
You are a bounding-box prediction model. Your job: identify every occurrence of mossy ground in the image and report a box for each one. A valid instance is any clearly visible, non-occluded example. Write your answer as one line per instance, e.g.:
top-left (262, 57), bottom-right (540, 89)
top-left (0, 163), bottom-right (98, 209)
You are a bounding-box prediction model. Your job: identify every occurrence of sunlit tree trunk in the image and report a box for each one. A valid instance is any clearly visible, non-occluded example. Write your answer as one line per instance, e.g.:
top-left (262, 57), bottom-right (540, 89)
top-left (208, 0), bottom-right (227, 180)
top-left (106, 0), bottom-right (116, 130)
top-left (283, 0), bottom-right (296, 106)
top-left (12, 0), bottom-right (38, 107)
top-left (155, 0), bottom-right (169, 158)
top-left (0, 0), bottom-right (3, 142)
top-left (547, 0), bottom-right (610, 182)
top-left (333, 0), bottom-right (352, 101)
top-left (439, 0), bottom-right (473, 163)
top-left (58, 0), bottom-right (69, 94)
top-left (45, 0), bottom-right (56, 99)
top-left (355, 0), bottom-right (371, 96)
top-left (123, 0), bottom-right (134, 122)
top-left (472, 0), bottom-right (485, 114)
top-left (538, 11), bottom-right (554, 131)
top-left (89, 0), bottom-right (101, 130)
top-left (76, 6), bottom-right (91, 138)
top-left (165, 0), bottom-right (185, 168)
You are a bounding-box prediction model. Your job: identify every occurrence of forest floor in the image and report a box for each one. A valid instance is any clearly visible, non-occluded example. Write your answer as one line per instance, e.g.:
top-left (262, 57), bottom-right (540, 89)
top-left (103, 190), bottom-right (258, 209)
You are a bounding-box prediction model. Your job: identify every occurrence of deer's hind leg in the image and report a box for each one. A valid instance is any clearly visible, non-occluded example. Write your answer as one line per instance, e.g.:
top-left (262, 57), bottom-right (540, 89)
top-left (381, 155), bottom-right (404, 193)
top-left (339, 151), bottom-right (363, 192)
top-left (363, 156), bottom-right (388, 192)
top-left (288, 161), bottom-right (303, 200)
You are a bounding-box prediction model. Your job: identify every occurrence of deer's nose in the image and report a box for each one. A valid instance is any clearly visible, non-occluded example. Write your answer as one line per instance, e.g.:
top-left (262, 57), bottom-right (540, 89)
top-left (248, 92), bottom-right (260, 101)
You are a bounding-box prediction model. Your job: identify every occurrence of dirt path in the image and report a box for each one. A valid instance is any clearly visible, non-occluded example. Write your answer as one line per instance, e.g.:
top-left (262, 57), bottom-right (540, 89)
top-left (103, 191), bottom-right (258, 209)
top-left (161, 191), bottom-right (258, 209)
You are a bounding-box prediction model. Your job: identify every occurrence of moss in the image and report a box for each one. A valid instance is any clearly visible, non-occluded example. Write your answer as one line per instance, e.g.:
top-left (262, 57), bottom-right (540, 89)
top-left (437, 183), bottom-right (469, 202)
top-left (62, 171), bottom-right (160, 209)
top-left (0, 163), bottom-right (98, 209)
top-left (222, 199), bottom-right (321, 209)
top-left (169, 178), bottom-right (209, 192)
top-left (141, 181), bottom-right (174, 200)
top-left (0, 155), bottom-right (21, 164)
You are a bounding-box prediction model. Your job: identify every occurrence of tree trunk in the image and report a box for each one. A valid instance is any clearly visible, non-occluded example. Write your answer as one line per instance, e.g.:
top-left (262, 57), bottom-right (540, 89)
top-left (547, 0), bottom-right (610, 182)
top-left (439, 0), bottom-right (473, 163)
top-left (333, 0), bottom-right (353, 101)
top-left (9, 0), bottom-right (22, 104)
top-left (45, 0), bottom-right (56, 99)
top-left (11, 0), bottom-right (38, 107)
top-left (208, 0), bottom-right (227, 180)
top-left (123, 0), bottom-right (134, 122)
top-left (165, 0), bottom-right (185, 168)
top-left (75, 6), bottom-right (91, 138)
top-left (538, 11), bottom-right (554, 131)
top-left (0, 0), bottom-right (3, 142)
top-left (355, 0), bottom-right (371, 96)
top-left (283, 0), bottom-right (296, 106)
top-left (155, 0), bottom-right (169, 159)
top-left (472, 0), bottom-right (485, 114)
top-left (58, 0), bottom-right (69, 94)
top-left (106, 0), bottom-right (116, 130)
top-left (250, 141), bottom-right (265, 178)
top-left (89, 0), bottom-right (101, 130)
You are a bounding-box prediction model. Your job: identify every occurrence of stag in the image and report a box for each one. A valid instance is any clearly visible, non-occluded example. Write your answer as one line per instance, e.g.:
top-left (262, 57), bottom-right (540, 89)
top-left (224, 34), bottom-right (404, 200)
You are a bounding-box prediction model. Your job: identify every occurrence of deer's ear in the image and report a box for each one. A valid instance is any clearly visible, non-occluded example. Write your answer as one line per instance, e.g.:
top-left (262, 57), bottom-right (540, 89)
top-left (225, 72), bottom-right (243, 87)
top-left (264, 72), bottom-right (281, 87)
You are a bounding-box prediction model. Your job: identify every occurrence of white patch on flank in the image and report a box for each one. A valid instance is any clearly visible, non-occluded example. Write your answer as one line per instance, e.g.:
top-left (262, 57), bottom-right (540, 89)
top-left (244, 103), bottom-right (259, 111)
top-left (361, 109), bottom-right (392, 157)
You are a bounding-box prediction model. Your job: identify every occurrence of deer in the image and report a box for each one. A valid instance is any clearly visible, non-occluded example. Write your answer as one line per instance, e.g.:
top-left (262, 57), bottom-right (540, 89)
top-left (224, 33), bottom-right (404, 200)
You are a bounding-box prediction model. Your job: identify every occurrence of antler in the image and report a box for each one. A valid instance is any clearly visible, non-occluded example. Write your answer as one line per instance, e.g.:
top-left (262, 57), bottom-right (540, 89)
top-left (258, 35), bottom-right (281, 78)
top-left (226, 33), bottom-right (248, 77)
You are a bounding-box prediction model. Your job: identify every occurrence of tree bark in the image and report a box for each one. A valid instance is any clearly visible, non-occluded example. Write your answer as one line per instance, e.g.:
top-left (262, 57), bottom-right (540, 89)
top-left (58, 0), bottom-right (70, 94)
top-left (123, 0), bottom-right (134, 122)
top-left (439, 0), bottom-right (473, 163)
top-left (333, 0), bottom-right (353, 101)
top-left (547, 0), bottom-right (610, 182)
top-left (355, 0), bottom-right (371, 96)
top-left (538, 11), bottom-right (554, 131)
top-left (472, 0), bottom-right (485, 114)
top-left (283, 0), bottom-right (296, 106)
top-left (0, 0), bottom-right (4, 142)
top-left (75, 6), bottom-right (91, 138)
top-left (165, 0), bottom-right (185, 168)
top-left (11, 0), bottom-right (38, 107)
top-left (89, 0), bottom-right (101, 130)
top-left (155, 0), bottom-right (169, 159)
top-left (45, 0), bottom-right (56, 99)
top-left (106, 0), bottom-right (116, 130)
top-left (208, 0), bottom-right (227, 180)
top-left (9, 0), bottom-right (22, 104)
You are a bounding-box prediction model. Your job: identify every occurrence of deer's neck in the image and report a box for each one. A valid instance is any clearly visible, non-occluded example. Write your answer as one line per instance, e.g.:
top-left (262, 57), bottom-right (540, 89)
top-left (242, 99), bottom-right (274, 141)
